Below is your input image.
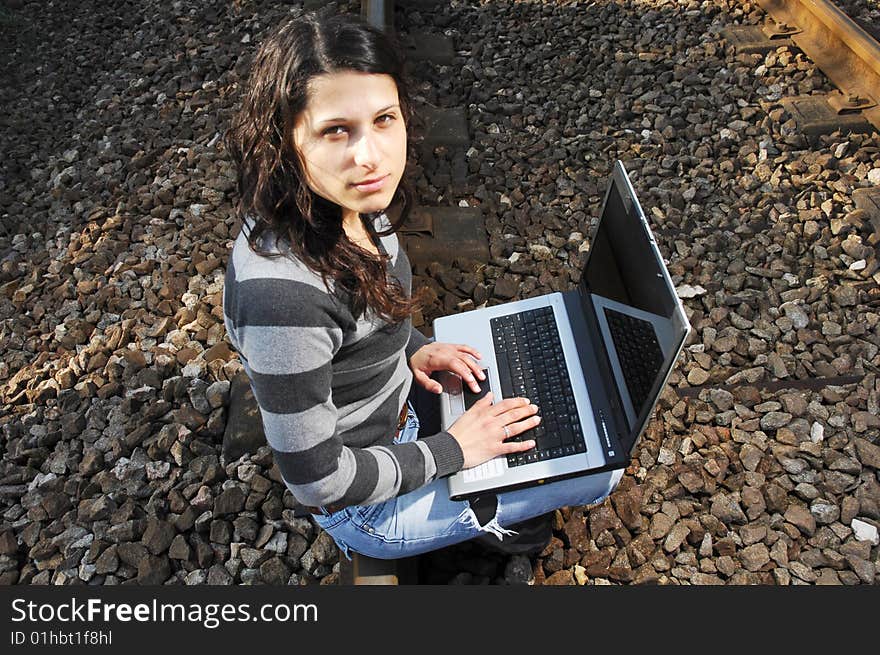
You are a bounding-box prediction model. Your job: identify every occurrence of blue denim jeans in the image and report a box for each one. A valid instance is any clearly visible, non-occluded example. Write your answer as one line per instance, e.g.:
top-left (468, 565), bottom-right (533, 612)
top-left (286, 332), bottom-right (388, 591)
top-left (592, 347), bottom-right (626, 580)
top-left (313, 400), bottom-right (624, 560)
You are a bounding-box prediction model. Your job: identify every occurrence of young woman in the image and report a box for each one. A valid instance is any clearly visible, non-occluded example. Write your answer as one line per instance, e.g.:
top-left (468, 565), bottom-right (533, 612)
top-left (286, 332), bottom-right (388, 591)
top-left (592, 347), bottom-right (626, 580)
top-left (222, 10), bottom-right (621, 561)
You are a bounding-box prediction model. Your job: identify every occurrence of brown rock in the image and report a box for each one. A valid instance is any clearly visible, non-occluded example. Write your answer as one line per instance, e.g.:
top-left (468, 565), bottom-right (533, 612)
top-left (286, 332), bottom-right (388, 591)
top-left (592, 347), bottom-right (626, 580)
top-left (561, 510), bottom-right (590, 552)
top-left (663, 522), bottom-right (691, 553)
top-left (588, 502), bottom-right (622, 536)
top-left (611, 486), bottom-right (643, 530)
top-left (854, 438), bottom-right (880, 469)
top-left (763, 483), bottom-right (789, 513)
top-left (0, 530), bottom-right (18, 555)
top-left (739, 543), bottom-right (770, 571)
top-left (633, 564), bottom-right (660, 584)
top-left (784, 505), bottom-right (817, 536)
top-left (649, 512), bottom-right (675, 540)
top-left (678, 469), bottom-right (704, 493)
top-left (492, 275), bottom-right (520, 300)
top-left (710, 493), bottom-right (747, 525)
top-left (607, 548), bottom-right (633, 582)
top-left (544, 569), bottom-right (575, 585)
top-left (580, 549), bottom-right (613, 577)
top-left (714, 537), bottom-right (737, 557)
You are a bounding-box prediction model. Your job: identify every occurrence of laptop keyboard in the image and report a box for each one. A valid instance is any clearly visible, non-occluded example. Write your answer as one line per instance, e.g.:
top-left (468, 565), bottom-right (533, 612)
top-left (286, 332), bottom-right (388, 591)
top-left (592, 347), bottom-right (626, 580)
top-left (603, 308), bottom-right (664, 413)
top-left (491, 306), bottom-right (586, 468)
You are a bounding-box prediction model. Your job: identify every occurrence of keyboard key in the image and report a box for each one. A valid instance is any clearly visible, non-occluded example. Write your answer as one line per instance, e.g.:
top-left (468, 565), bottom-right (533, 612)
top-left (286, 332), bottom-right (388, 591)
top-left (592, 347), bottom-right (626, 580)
top-left (490, 307), bottom-right (588, 469)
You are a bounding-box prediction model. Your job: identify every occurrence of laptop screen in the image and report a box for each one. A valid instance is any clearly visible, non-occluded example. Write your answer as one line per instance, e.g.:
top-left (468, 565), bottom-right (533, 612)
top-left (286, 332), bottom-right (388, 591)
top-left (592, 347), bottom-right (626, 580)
top-left (581, 180), bottom-right (677, 320)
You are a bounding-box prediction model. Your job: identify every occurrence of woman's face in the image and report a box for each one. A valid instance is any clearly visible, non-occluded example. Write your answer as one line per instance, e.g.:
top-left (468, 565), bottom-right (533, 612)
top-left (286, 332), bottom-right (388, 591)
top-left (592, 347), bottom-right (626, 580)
top-left (292, 70), bottom-right (407, 221)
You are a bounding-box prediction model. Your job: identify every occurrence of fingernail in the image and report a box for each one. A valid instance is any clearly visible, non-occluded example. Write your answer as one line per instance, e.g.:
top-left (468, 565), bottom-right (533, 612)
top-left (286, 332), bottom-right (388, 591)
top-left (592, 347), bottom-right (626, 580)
top-left (522, 397), bottom-right (529, 404)
top-left (531, 404), bottom-right (539, 411)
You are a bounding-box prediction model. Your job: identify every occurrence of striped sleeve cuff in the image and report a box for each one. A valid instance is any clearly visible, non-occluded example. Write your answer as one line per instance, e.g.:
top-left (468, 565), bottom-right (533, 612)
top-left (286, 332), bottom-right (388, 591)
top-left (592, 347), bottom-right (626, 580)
top-left (421, 430), bottom-right (464, 479)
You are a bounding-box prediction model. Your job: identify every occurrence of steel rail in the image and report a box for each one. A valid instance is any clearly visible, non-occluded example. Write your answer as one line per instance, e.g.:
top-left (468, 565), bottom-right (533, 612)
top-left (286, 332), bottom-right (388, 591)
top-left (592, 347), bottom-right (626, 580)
top-left (757, 0), bottom-right (880, 129)
top-left (361, 0), bottom-right (394, 31)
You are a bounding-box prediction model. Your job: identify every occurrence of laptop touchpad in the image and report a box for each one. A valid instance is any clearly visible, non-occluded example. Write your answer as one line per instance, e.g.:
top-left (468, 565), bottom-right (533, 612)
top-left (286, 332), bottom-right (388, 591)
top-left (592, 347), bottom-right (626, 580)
top-left (463, 369), bottom-right (491, 410)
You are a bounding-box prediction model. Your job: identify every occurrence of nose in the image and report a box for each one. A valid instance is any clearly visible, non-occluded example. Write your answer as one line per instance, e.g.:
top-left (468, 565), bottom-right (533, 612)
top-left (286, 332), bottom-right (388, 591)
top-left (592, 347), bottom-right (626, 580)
top-left (353, 131), bottom-right (379, 169)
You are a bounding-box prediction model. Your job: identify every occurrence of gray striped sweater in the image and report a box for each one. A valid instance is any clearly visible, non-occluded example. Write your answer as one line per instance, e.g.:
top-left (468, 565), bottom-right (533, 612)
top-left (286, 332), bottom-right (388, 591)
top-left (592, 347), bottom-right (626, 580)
top-left (222, 214), bottom-right (464, 512)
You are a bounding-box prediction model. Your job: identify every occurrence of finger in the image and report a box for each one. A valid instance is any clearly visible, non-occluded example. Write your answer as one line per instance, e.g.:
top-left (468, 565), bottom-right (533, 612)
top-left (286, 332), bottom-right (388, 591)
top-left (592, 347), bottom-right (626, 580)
top-left (490, 397), bottom-right (531, 415)
top-left (499, 437), bottom-right (537, 454)
top-left (455, 344), bottom-right (483, 361)
top-left (461, 356), bottom-right (486, 381)
top-left (498, 403), bottom-right (540, 424)
top-left (505, 413), bottom-right (542, 437)
top-left (414, 369), bottom-right (443, 395)
top-left (452, 361), bottom-right (483, 393)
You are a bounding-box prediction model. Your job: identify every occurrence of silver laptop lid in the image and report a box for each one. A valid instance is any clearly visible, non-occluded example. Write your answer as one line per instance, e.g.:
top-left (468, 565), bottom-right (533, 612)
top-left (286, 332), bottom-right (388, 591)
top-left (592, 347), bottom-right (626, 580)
top-left (579, 161), bottom-right (691, 451)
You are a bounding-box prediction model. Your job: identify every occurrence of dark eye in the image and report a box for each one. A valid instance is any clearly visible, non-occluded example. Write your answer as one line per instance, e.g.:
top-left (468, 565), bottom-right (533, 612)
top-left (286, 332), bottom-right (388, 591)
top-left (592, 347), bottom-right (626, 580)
top-left (376, 114), bottom-right (395, 125)
top-left (322, 125), bottom-right (347, 137)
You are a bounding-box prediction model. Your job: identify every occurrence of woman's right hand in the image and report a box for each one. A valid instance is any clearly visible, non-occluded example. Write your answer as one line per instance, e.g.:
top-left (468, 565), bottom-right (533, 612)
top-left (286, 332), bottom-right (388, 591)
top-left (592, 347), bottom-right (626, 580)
top-left (447, 392), bottom-right (541, 469)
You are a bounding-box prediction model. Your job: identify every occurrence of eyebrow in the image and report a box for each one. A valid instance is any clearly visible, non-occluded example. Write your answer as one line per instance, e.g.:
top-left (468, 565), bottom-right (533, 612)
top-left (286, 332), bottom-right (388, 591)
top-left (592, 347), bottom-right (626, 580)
top-left (317, 104), bottom-right (400, 125)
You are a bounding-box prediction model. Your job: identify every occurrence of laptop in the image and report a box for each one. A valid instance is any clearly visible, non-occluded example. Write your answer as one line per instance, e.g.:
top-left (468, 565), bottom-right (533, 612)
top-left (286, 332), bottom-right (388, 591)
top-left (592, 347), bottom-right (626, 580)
top-left (433, 160), bottom-right (691, 501)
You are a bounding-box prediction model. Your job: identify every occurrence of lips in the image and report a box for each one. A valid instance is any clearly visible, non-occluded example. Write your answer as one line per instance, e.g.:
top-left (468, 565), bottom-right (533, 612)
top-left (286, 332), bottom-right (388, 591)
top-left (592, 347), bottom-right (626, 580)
top-left (351, 174), bottom-right (389, 193)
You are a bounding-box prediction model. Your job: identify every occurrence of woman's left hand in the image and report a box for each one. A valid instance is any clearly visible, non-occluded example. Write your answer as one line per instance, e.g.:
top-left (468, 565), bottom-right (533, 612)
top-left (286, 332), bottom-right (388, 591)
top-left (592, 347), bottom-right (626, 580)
top-left (409, 342), bottom-right (486, 394)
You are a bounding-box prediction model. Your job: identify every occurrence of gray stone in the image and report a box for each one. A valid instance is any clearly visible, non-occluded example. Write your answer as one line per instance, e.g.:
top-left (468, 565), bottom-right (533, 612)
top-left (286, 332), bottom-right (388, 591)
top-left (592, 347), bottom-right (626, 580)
top-left (142, 519), bottom-right (176, 555)
top-left (137, 555), bottom-right (171, 585)
top-left (709, 389), bottom-right (735, 411)
top-left (168, 534), bottom-right (191, 561)
top-left (310, 530), bottom-right (339, 565)
top-left (206, 380), bottom-right (230, 409)
top-left (760, 411), bottom-right (792, 430)
top-left (184, 570), bottom-right (207, 585)
top-left (504, 555), bottom-right (534, 585)
top-left (95, 545), bottom-right (119, 575)
top-left (810, 499), bottom-right (840, 525)
top-left (213, 486), bottom-right (246, 517)
top-left (240, 547), bottom-right (269, 569)
top-left (207, 564), bottom-right (233, 585)
top-left (259, 557), bottom-right (291, 585)
top-left (710, 494), bottom-right (748, 525)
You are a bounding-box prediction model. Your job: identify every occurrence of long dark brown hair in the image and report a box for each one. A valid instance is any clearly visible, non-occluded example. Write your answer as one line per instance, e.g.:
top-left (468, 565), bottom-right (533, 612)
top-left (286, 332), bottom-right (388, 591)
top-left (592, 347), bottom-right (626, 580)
top-left (225, 10), bottom-right (420, 322)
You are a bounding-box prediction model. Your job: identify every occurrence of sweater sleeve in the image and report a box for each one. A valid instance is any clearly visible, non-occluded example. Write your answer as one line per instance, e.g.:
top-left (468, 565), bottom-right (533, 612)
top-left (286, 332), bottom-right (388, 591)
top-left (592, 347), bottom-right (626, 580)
top-left (405, 323), bottom-right (431, 361)
top-left (224, 275), bottom-right (462, 512)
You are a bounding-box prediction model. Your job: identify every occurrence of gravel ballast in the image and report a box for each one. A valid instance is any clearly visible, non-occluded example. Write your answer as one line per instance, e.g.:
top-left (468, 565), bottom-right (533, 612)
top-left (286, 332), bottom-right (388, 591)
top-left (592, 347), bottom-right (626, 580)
top-left (0, 0), bottom-right (877, 585)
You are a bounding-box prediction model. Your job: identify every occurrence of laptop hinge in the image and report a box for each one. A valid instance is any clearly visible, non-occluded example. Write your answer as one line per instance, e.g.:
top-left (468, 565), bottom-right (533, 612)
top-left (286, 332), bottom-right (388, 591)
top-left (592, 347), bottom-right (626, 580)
top-left (562, 288), bottom-right (629, 468)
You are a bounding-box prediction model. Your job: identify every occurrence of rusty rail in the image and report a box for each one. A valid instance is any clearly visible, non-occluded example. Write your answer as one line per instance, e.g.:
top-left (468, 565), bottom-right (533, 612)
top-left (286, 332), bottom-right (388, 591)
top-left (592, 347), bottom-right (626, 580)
top-left (756, 0), bottom-right (880, 129)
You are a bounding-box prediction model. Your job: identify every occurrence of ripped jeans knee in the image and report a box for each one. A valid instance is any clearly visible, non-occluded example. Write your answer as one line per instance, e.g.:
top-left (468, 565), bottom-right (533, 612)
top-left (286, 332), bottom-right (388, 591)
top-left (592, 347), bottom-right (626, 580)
top-left (456, 495), bottom-right (518, 542)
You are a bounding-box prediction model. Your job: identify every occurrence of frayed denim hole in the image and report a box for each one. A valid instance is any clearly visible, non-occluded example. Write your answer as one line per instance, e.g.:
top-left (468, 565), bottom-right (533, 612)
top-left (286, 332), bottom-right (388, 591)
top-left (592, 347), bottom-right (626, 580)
top-left (455, 504), bottom-right (519, 542)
